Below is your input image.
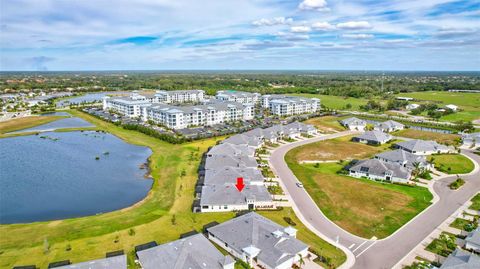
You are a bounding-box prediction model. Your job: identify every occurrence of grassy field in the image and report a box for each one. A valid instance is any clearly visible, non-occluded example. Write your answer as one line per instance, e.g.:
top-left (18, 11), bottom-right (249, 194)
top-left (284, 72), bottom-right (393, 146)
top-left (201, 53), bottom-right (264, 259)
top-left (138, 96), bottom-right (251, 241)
top-left (394, 91), bottom-right (480, 123)
top-left (285, 154), bottom-right (433, 239)
top-left (0, 110), bottom-right (345, 269)
top-left (0, 115), bottom-right (64, 134)
top-left (392, 129), bottom-right (461, 146)
top-left (290, 135), bottom-right (397, 162)
top-left (289, 93), bottom-right (371, 110)
top-left (469, 194), bottom-right (480, 211)
top-left (304, 116), bottom-right (347, 133)
top-left (428, 154), bottom-right (475, 174)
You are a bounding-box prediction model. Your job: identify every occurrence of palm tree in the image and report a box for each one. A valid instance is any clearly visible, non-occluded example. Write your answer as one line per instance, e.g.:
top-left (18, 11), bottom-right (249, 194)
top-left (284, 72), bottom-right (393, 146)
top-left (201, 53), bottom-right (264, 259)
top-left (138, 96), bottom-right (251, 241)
top-left (412, 162), bottom-right (423, 180)
top-left (298, 254), bottom-right (305, 269)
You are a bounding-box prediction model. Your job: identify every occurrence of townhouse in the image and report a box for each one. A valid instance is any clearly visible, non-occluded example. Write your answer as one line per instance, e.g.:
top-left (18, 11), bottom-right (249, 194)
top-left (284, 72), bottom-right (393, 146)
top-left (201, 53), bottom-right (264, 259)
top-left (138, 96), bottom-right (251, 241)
top-left (216, 90), bottom-right (261, 104)
top-left (394, 139), bottom-right (455, 155)
top-left (207, 212), bottom-right (309, 269)
top-left (340, 117), bottom-right (367, 131)
top-left (440, 249), bottom-right (480, 268)
top-left (261, 95), bottom-right (320, 116)
top-left (136, 233), bottom-right (235, 269)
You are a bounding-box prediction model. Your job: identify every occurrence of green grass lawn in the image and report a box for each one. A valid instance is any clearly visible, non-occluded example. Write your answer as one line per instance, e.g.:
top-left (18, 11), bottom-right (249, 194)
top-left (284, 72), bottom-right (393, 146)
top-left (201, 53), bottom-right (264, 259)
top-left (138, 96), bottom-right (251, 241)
top-left (450, 218), bottom-right (477, 232)
top-left (394, 91), bottom-right (480, 123)
top-left (425, 232), bottom-right (457, 257)
top-left (285, 152), bottom-right (433, 239)
top-left (428, 154), bottom-right (475, 174)
top-left (288, 93), bottom-right (371, 110)
top-left (0, 115), bottom-right (65, 135)
top-left (470, 194), bottom-right (480, 211)
top-left (392, 129), bottom-right (461, 146)
top-left (0, 109), bottom-right (345, 269)
top-left (304, 116), bottom-right (347, 133)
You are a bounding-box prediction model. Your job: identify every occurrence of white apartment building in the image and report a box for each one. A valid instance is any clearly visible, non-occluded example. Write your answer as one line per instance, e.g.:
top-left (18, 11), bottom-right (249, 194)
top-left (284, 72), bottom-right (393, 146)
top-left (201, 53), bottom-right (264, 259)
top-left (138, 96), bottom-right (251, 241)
top-left (262, 95), bottom-right (320, 116)
top-left (102, 92), bottom-right (151, 118)
top-left (154, 89), bottom-right (204, 104)
top-left (216, 90), bottom-right (261, 104)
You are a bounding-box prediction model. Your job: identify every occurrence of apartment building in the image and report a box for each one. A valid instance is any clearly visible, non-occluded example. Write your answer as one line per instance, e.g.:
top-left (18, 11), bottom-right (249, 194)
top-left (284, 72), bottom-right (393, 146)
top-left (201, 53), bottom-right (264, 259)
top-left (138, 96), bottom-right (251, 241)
top-left (154, 89), bottom-right (204, 104)
top-left (261, 95), bottom-right (320, 116)
top-left (102, 92), bottom-right (151, 118)
top-left (216, 90), bottom-right (261, 104)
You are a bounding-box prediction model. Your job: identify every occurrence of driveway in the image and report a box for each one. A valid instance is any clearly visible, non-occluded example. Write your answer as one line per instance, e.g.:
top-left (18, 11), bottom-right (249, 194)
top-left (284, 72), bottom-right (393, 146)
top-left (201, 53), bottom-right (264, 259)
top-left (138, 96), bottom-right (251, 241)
top-left (268, 132), bottom-right (480, 269)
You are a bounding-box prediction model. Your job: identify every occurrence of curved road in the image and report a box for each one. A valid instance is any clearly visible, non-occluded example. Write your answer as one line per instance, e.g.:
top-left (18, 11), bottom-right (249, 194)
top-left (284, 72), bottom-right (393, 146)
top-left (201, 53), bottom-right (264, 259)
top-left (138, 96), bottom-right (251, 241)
top-left (268, 131), bottom-right (480, 269)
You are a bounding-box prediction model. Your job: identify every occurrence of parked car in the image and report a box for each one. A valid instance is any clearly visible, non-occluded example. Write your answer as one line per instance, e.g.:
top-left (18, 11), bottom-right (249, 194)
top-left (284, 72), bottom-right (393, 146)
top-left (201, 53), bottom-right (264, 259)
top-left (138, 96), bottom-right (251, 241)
top-left (296, 182), bottom-right (304, 188)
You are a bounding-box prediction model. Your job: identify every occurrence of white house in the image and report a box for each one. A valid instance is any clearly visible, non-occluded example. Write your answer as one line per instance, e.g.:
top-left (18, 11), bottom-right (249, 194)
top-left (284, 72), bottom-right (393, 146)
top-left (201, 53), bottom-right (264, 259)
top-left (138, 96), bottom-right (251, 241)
top-left (349, 159), bottom-right (411, 183)
top-left (352, 131), bottom-right (393, 145)
top-left (406, 103), bottom-right (420, 110)
top-left (374, 120), bottom-right (405, 133)
top-left (446, 104), bottom-right (458, 111)
top-left (207, 212), bottom-right (309, 269)
top-left (340, 117), bottom-right (367, 131)
top-left (394, 140), bottom-right (455, 155)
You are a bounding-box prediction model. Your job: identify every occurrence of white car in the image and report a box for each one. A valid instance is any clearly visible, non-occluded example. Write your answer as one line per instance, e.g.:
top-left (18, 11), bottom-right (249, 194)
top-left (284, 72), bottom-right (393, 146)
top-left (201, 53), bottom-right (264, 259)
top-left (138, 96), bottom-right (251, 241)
top-left (296, 182), bottom-right (304, 188)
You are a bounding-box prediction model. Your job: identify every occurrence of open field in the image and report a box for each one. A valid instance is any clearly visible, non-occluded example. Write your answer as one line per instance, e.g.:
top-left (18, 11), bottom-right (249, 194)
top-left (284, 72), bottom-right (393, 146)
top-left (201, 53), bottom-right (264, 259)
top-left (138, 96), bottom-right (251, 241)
top-left (0, 115), bottom-right (65, 134)
top-left (392, 129), bottom-right (461, 146)
top-left (394, 91), bottom-right (480, 123)
top-left (0, 109), bottom-right (345, 269)
top-left (428, 154), bottom-right (475, 174)
top-left (284, 155), bottom-right (433, 239)
top-left (303, 116), bottom-right (347, 133)
top-left (289, 93), bottom-right (371, 110)
top-left (289, 135), bottom-right (398, 162)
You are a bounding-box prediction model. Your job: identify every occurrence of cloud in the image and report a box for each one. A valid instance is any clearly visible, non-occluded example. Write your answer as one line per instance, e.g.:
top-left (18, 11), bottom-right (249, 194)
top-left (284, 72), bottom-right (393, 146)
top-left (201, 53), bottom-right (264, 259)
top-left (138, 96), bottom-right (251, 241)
top-left (298, 0), bottom-right (329, 11)
top-left (434, 28), bottom-right (478, 38)
top-left (311, 21), bottom-right (335, 31)
top-left (26, 56), bottom-right (55, 71)
top-left (342, 34), bottom-right (374, 39)
top-left (290, 26), bottom-right (311, 33)
top-left (113, 36), bottom-right (158, 45)
top-left (336, 21), bottom-right (372, 30)
top-left (252, 17), bottom-right (293, 26)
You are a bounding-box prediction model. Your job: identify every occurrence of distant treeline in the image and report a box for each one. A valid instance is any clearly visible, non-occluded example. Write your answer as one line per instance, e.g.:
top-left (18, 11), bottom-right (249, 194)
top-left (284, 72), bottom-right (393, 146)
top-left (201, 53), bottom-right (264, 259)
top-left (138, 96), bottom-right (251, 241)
top-left (1, 72), bottom-right (479, 99)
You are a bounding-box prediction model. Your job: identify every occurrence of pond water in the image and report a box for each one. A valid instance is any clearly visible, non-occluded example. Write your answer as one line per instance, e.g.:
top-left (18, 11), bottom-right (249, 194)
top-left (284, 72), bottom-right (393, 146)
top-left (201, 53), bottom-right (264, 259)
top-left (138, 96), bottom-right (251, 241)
top-left (56, 92), bottom-right (129, 107)
top-left (10, 116), bottom-right (94, 133)
top-left (0, 131), bottom-right (152, 224)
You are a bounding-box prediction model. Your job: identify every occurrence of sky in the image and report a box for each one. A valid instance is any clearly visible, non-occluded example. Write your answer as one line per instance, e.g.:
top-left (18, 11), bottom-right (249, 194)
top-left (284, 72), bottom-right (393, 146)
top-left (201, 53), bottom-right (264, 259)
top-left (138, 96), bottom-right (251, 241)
top-left (0, 0), bottom-right (479, 71)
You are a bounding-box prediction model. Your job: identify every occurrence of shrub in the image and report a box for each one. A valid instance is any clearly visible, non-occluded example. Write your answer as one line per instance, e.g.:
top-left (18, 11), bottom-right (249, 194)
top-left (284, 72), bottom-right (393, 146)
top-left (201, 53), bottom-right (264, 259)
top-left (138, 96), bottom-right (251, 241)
top-left (283, 217), bottom-right (297, 226)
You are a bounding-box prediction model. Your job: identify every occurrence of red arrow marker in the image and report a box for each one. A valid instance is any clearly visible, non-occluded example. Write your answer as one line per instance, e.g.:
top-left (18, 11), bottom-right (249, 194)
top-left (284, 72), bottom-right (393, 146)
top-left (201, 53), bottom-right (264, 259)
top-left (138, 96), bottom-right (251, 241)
top-left (235, 177), bottom-right (245, 192)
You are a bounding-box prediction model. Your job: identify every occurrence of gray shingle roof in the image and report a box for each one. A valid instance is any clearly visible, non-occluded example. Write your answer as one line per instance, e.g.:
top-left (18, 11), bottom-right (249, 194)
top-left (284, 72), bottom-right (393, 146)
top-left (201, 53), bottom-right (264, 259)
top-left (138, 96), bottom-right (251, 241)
top-left (440, 249), bottom-right (480, 269)
top-left (375, 120), bottom-right (404, 131)
top-left (56, 255), bottom-right (126, 269)
top-left (207, 143), bottom-right (255, 157)
top-left (354, 131), bottom-right (392, 143)
top-left (222, 134), bottom-right (263, 148)
top-left (137, 234), bottom-right (234, 269)
top-left (204, 155), bottom-right (258, 170)
top-left (375, 149), bottom-right (429, 170)
top-left (340, 117), bottom-right (367, 127)
top-left (466, 228), bottom-right (480, 246)
top-left (207, 212), bottom-right (308, 268)
top-left (349, 159), bottom-right (411, 180)
top-left (395, 139), bottom-right (452, 153)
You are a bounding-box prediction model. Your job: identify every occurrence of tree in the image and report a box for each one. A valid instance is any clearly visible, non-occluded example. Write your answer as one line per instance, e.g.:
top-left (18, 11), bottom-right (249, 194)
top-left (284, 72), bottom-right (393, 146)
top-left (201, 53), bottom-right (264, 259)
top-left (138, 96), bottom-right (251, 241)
top-left (298, 254), bottom-right (305, 268)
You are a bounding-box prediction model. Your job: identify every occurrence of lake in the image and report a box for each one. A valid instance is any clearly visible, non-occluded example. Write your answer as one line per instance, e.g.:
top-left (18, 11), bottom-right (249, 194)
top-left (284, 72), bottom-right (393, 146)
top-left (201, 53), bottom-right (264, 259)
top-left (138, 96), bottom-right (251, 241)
top-left (56, 92), bottom-right (129, 107)
top-left (0, 131), bottom-right (152, 224)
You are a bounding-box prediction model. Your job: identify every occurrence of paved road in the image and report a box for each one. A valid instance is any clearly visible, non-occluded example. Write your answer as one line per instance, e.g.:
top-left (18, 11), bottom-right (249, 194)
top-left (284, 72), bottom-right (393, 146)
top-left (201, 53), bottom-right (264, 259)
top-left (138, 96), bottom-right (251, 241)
top-left (268, 132), bottom-right (480, 269)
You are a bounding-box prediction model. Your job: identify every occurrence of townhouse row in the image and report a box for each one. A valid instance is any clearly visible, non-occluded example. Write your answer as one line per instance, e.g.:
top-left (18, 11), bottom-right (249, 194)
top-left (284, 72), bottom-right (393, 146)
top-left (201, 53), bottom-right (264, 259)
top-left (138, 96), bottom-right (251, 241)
top-left (195, 122), bottom-right (317, 213)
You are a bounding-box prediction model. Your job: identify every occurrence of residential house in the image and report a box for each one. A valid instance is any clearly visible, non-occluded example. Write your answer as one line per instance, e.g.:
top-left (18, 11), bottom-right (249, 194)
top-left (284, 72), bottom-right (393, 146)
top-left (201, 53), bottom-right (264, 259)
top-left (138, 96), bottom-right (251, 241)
top-left (137, 233), bottom-right (235, 269)
top-left (221, 134), bottom-right (263, 148)
top-left (339, 117), bottom-right (367, 131)
top-left (465, 228), bottom-right (480, 252)
top-left (446, 104), bottom-right (459, 111)
top-left (462, 132), bottom-right (480, 147)
top-left (54, 255), bottom-right (127, 269)
top-left (406, 104), bottom-right (420, 110)
top-left (440, 249), bottom-right (480, 269)
top-left (349, 159), bottom-right (412, 183)
top-left (207, 212), bottom-right (309, 269)
top-left (394, 140), bottom-right (454, 155)
top-left (374, 149), bottom-right (432, 170)
top-left (374, 120), bottom-right (405, 133)
top-left (261, 95), bottom-right (320, 116)
top-left (352, 131), bottom-right (393, 145)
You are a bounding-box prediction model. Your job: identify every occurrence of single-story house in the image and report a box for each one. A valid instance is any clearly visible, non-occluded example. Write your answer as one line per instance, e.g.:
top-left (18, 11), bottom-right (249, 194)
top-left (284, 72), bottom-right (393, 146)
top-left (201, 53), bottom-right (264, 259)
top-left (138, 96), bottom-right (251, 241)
top-left (286, 122), bottom-right (318, 136)
top-left (207, 143), bottom-right (256, 158)
top-left (374, 120), bottom-right (405, 133)
top-left (207, 212), bottom-right (309, 269)
top-left (137, 233), bottom-right (235, 269)
top-left (396, 97), bottom-right (414, 101)
top-left (54, 255), bottom-right (127, 269)
top-left (244, 128), bottom-right (279, 143)
top-left (394, 139), bottom-right (454, 155)
top-left (406, 104), bottom-right (420, 110)
top-left (340, 117), bottom-right (367, 131)
top-left (221, 134), bottom-right (263, 148)
top-left (440, 248), bottom-right (480, 268)
top-left (352, 131), bottom-right (393, 145)
top-left (446, 104), bottom-right (459, 111)
top-left (462, 132), bottom-right (480, 147)
top-left (349, 159), bottom-right (411, 183)
top-left (465, 228), bottom-right (480, 252)
top-left (374, 149), bottom-right (432, 170)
